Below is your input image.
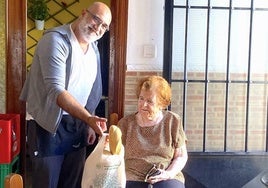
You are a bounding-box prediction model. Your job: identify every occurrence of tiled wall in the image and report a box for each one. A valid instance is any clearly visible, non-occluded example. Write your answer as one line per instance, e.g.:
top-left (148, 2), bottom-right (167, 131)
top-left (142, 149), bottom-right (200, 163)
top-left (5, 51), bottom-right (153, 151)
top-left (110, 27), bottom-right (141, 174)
top-left (125, 71), bottom-right (268, 152)
top-left (0, 0), bottom-right (6, 113)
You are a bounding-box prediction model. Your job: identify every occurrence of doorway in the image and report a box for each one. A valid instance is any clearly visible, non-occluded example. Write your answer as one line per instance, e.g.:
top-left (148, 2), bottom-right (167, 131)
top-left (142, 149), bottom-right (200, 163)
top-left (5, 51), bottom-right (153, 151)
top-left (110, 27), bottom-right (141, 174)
top-left (6, 0), bottom-right (128, 183)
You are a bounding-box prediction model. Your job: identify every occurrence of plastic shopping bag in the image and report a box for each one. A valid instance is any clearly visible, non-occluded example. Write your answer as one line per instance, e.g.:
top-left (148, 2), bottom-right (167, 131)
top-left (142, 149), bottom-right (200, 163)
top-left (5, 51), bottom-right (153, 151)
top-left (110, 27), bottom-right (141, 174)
top-left (81, 133), bottom-right (126, 188)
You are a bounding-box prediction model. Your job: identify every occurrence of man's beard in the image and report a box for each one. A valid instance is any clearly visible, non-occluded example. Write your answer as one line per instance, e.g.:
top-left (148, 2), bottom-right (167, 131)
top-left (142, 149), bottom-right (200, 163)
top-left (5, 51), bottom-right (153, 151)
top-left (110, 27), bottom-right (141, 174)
top-left (78, 18), bottom-right (102, 43)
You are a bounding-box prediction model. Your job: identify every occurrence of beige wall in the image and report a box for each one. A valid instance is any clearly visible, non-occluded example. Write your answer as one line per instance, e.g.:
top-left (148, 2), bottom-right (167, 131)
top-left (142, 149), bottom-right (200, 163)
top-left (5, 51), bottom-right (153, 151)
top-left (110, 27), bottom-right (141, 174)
top-left (0, 0), bottom-right (6, 113)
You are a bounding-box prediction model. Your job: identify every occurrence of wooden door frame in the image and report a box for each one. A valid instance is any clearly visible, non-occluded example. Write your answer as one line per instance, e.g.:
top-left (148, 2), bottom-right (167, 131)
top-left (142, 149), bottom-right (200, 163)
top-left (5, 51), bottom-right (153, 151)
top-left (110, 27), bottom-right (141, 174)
top-left (6, 0), bottom-right (128, 182)
top-left (109, 0), bottom-right (128, 120)
top-left (6, 0), bottom-right (27, 180)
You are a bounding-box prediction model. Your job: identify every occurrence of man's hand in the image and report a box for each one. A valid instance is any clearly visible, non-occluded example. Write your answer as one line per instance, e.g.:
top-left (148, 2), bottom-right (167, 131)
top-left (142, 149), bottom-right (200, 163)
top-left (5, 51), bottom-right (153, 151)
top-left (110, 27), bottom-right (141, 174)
top-left (87, 116), bottom-right (107, 136)
top-left (87, 128), bottom-right (96, 144)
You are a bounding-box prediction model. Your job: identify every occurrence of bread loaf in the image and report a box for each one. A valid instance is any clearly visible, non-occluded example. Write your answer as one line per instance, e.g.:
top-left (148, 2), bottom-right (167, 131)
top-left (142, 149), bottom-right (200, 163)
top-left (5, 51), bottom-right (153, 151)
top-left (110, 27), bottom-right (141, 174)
top-left (109, 125), bottom-right (122, 155)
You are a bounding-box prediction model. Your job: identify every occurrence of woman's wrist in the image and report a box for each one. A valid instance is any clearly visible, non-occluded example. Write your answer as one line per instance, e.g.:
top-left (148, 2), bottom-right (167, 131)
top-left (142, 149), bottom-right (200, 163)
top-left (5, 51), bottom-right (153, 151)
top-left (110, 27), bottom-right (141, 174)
top-left (163, 170), bottom-right (172, 179)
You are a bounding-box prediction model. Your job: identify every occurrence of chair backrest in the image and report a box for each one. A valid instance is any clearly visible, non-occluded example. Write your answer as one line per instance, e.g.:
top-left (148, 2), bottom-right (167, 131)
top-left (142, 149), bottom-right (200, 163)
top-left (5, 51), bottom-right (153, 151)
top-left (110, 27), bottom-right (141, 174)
top-left (109, 113), bottom-right (119, 125)
top-left (4, 173), bottom-right (23, 188)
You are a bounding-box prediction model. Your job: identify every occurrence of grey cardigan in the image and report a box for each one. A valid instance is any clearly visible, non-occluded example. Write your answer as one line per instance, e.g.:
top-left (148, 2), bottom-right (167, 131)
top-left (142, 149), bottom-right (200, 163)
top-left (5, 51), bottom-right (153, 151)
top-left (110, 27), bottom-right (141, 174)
top-left (20, 24), bottom-right (102, 134)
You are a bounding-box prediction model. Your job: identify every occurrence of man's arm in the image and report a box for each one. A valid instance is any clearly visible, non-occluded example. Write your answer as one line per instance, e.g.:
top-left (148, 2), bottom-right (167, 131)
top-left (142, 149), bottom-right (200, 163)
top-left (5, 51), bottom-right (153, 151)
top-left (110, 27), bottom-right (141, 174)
top-left (57, 90), bottom-right (107, 136)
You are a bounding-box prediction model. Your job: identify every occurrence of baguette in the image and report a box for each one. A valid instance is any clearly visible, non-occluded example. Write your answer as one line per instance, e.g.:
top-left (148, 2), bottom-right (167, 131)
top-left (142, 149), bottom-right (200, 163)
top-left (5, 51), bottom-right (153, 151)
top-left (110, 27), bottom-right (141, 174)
top-left (109, 125), bottom-right (122, 155)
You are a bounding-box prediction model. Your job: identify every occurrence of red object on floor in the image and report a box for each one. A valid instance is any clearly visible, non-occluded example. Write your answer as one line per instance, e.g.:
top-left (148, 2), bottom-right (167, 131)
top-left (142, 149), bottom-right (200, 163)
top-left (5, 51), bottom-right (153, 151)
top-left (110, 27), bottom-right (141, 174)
top-left (0, 114), bottom-right (20, 164)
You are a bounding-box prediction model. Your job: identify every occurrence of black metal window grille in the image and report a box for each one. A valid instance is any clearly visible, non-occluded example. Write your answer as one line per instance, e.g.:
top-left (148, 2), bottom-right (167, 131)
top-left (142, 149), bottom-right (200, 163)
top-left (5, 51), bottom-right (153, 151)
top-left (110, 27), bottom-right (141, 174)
top-left (163, 0), bottom-right (268, 153)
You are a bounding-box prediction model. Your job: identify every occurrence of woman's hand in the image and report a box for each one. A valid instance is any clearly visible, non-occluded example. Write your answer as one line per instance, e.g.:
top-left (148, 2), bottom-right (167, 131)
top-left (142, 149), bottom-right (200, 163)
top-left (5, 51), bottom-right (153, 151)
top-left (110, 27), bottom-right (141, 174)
top-left (147, 144), bottom-right (188, 184)
top-left (147, 169), bottom-right (171, 184)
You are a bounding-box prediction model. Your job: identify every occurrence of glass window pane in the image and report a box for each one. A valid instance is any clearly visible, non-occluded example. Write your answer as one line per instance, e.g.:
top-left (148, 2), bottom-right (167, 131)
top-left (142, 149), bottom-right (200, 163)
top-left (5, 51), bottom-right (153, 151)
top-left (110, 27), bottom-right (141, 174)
top-left (174, 0), bottom-right (186, 6)
top-left (185, 83), bottom-right (205, 151)
top-left (229, 10), bottom-right (250, 80)
top-left (169, 0), bottom-right (268, 153)
top-left (172, 8), bottom-right (186, 77)
top-left (172, 72), bottom-right (184, 81)
top-left (171, 82), bottom-right (184, 115)
top-left (232, 0), bottom-right (251, 8)
top-left (210, 0), bottom-right (229, 7)
top-left (254, 0), bottom-right (268, 8)
top-left (206, 83), bottom-right (226, 151)
top-left (188, 0), bottom-right (208, 6)
top-left (251, 11), bottom-right (268, 76)
top-left (208, 9), bottom-right (229, 80)
top-left (187, 9), bottom-right (207, 80)
top-left (227, 83), bottom-right (247, 151)
top-left (247, 84), bottom-right (268, 151)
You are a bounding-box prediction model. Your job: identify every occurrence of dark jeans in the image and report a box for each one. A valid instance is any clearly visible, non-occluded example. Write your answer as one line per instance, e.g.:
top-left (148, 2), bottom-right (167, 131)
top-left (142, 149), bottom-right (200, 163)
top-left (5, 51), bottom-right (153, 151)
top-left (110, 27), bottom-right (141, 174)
top-left (30, 148), bottom-right (86, 188)
top-left (27, 118), bottom-right (93, 188)
top-left (126, 179), bottom-right (185, 188)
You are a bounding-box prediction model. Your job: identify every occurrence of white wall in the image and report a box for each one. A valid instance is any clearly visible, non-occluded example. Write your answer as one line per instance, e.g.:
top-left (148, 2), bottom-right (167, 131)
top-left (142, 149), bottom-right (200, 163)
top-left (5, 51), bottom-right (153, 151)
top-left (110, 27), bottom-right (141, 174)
top-left (126, 0), bottom-right (165, 71)
top-left (126, 1), bottom-right (268, 74)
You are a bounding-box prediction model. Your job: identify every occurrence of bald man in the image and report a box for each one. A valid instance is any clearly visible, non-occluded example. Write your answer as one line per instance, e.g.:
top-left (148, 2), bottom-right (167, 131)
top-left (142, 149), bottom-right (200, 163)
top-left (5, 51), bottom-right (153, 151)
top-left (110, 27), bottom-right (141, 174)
top-left (20, 2), bottom-right (112, 188)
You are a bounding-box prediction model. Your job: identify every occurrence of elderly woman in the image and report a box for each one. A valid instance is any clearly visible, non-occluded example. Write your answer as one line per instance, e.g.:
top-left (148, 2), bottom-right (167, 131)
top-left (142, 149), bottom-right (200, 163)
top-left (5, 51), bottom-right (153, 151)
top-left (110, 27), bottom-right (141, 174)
top-left (118, 75), bottom-right (188, 188)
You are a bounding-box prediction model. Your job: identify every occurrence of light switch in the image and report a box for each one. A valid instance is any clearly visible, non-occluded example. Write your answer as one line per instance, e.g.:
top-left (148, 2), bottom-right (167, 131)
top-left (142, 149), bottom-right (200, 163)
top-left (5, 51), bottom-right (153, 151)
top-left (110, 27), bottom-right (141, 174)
top-left (143, 44), bottom-right (156, 58)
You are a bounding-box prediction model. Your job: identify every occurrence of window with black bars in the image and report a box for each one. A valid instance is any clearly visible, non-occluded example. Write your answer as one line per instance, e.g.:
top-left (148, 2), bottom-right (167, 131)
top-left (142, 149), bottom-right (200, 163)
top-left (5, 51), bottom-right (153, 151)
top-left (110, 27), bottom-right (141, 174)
top-left (163, 0), bottom-right (268, 153)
